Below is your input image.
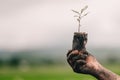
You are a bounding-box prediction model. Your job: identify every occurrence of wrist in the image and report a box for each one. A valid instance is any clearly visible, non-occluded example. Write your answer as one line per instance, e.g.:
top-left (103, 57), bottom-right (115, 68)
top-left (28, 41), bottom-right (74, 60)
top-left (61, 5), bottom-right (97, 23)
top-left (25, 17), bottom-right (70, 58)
top-left (92, 66), bottom-right (118, 80)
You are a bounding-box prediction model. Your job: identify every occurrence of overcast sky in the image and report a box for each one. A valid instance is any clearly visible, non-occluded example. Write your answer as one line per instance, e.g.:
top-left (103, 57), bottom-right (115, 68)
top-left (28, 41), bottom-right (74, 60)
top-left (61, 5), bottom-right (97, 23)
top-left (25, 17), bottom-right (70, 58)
top-left (0, 0), bottom-right (120, 50)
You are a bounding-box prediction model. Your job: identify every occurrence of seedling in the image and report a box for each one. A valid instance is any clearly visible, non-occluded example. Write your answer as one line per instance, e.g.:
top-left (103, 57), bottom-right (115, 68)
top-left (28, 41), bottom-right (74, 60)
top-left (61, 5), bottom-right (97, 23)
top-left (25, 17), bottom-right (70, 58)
top-left (72, 5), bottom-right (89, 32)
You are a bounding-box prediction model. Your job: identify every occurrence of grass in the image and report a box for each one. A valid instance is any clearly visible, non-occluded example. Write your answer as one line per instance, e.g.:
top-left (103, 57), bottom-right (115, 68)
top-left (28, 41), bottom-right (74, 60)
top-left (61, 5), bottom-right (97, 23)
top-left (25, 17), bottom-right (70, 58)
top-left (0, 64), bottom-right (119, 80)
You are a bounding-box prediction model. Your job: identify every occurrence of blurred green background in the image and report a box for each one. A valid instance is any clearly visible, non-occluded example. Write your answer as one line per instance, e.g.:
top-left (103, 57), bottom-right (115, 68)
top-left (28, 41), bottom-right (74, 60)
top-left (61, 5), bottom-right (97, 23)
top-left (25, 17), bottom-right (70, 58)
top-left (0, 48), bottom-right (120, 80)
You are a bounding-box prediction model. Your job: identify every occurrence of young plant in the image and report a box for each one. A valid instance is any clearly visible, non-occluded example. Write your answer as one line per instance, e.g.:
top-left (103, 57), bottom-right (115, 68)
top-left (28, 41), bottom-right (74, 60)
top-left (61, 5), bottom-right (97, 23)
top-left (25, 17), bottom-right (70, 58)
top-left (72, 5), bottom-right (89, 32)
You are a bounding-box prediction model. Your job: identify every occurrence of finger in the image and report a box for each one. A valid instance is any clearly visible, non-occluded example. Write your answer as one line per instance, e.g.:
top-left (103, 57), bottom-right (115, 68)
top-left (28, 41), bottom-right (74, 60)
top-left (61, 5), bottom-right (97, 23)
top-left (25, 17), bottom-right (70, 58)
top-left (73, 62), bottom-right (80, 73)
top-left (72, 52), bottom-right (88, 61)
top-left (67, 50), bottom-right (72, 57)
top-left (67, 50), bottom-right (79, 60)
top-left (76, 60), bottom-right (86, 65)
top-left (67, 53), bottom-right (78, 61)
top-left (67, 56), bottom-right (76, 68)
top-left (72, 60), bottom-right (86, 73)
top-left (80, 53), bottom-right (88, 59)
top-left (79, 51), bottom-right (89, 59)
top-left (67, 53), bottom-right (79, 68)
top-left (67, 50), bottom-right (78, 57)
top-left (68, 51), bottom-right (88, 62)
top-left (72, 55), bottom-right (81, 61)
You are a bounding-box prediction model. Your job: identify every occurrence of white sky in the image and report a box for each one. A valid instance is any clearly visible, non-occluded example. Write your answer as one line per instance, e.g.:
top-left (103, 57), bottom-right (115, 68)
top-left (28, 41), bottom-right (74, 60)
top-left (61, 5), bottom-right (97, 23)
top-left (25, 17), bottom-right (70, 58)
top-left (0, 0), bottom-right (120, 50)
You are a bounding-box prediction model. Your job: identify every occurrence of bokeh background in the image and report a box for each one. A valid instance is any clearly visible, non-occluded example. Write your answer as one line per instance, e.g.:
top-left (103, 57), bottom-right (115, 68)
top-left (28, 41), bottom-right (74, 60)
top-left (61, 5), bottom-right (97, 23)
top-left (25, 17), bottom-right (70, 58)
top-left (0, 0), bottom-right (120, 80)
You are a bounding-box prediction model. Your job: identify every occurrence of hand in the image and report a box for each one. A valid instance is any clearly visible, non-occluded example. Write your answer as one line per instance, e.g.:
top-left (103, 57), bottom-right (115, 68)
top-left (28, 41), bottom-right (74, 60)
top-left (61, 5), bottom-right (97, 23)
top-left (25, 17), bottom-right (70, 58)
top-left (67, 50), bottom-right (101, 74)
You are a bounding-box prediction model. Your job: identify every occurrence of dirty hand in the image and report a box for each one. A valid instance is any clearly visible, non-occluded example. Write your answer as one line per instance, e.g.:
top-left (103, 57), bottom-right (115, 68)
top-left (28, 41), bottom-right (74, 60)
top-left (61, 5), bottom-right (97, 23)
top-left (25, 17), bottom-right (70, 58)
top-left (67, 50), bottom-right (101, 74)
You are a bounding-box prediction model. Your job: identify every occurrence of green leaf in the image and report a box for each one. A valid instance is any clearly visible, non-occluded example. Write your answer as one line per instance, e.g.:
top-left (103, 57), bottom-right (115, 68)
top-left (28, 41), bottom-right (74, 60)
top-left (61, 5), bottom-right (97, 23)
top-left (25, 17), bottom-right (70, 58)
top-left (72, 10), bottom-right (80, 14)
top-left (74, 15), bottom-right (79, 17)
top-left (81, 5), bottom-right (88, 14)
top-left (82, 12), bottom-right (89, 18)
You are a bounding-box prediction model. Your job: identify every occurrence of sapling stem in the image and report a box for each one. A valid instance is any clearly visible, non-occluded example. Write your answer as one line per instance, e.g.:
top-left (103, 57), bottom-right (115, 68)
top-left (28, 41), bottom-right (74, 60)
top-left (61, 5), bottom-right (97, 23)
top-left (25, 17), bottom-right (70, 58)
top-left (78, 15), bottom-right (81, 32)
top-left (72, 5), bottom-right (88, 33)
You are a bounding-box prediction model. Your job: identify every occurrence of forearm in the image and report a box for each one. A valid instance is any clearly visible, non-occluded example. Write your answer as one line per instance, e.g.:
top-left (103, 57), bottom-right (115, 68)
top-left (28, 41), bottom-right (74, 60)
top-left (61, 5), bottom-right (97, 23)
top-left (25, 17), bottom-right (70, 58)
top-left (91, 65), bottom-right (120, 80)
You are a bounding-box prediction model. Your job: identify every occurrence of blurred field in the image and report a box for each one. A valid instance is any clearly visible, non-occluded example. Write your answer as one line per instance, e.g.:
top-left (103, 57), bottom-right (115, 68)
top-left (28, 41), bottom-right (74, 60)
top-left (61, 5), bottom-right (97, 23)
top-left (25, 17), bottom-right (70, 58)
top-left (0, 64), bottom-right (119, 80)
